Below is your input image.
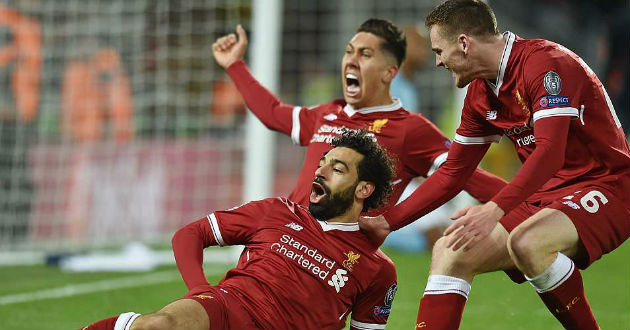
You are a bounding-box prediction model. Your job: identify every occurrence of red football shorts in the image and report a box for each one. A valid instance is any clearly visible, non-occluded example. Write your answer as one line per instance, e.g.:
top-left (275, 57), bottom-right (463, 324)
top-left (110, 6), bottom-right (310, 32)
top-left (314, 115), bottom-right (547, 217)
top-left (500, 184), bottom-right (630, 282)
top-left (185, 286), bottom-right (259, 330)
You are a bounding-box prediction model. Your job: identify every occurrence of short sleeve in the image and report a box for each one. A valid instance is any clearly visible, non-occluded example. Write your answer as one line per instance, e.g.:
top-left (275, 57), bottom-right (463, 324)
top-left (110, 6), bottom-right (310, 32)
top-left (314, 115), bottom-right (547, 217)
top-left (350, 261), bottom-right (397, 330)
top-left (524, 46), bottom-right (583, 123)
top-left (209, 198), bottom-right (273, 246)
top-left (454, 83), bottom-right (503, 145)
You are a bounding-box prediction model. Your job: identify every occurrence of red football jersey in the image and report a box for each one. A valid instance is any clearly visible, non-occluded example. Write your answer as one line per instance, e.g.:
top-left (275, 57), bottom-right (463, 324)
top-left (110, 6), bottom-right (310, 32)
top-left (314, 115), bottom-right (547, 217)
top-left (456, 32), bottom-right (630, 206)
top-left (227, 61), bottom-right (505, 215)
top-left (290, 99), bottom-right (451, 213)
top-left (204, 197), bottom-right (397, 330)
top-left (384, 32), bottom-right (630, 229)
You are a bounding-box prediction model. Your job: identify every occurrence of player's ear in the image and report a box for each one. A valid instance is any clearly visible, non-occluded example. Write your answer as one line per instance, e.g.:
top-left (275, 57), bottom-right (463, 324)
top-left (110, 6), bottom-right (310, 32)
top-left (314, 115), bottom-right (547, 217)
top-left (382, 65), bottom-right (398, 84)
top-left (458, 33), bottom-right (470, 55)
top-left (356, 181), bottom-right (375, 200)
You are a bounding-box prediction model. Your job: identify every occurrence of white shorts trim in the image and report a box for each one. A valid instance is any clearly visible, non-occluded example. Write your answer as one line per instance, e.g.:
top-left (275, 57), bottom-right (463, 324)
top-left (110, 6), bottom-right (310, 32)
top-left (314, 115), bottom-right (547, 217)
top-left (351, 319), bottom-right (386, 330)
top-left (207, 213), bottom-right (225, 246)
top-left (453, 133), bottom-right (501, 145)
top-left (291, 106), bottom-right (302, 145)
top-left (533, 107), bottom-right (578, 122)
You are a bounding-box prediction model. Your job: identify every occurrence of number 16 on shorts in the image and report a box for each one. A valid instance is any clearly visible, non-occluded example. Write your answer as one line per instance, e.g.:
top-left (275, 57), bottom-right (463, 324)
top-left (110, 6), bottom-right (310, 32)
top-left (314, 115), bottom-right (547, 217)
top-left (561, 189), bottom-right (609, 214)
top-left (553, 185), bottom-right (630, 267)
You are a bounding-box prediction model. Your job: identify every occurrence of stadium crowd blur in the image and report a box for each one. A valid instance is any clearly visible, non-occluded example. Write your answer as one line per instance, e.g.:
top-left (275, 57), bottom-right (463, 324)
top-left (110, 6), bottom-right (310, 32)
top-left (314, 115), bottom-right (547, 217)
top-left (0, 0), bottom-right (627, 249)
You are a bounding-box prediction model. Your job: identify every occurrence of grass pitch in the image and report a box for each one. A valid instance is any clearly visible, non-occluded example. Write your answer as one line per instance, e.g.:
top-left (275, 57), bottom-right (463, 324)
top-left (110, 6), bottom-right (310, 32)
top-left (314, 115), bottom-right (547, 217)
top-left (1, 240), bottom-right (628, 329)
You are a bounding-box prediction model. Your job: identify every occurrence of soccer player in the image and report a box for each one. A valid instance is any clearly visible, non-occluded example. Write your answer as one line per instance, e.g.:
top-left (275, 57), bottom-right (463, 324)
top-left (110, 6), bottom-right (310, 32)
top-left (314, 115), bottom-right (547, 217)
top-left (359, 1), bottom-right (630, 329)
top-left (213, 18), bottom-right (506, 256)
top-left (80, 130), bottom-right (399, 330)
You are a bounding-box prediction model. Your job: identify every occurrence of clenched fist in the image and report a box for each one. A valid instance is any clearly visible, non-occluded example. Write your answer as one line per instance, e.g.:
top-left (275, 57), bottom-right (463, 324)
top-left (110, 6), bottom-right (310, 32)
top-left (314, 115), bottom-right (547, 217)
top-left (212, 24), bottom-right (248, 69)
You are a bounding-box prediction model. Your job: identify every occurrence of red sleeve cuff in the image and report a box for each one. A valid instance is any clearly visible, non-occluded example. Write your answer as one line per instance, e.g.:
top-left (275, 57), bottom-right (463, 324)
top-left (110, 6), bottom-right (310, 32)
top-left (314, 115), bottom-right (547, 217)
top-left (226, 60), bottom-right (248, 76)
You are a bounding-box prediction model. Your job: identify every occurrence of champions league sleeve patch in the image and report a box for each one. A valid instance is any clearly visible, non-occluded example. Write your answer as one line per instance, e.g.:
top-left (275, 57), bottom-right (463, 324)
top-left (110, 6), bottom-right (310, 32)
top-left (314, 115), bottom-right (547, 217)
top-left (538, 95), bottom-right (570, 108)
top-left (373, 283), bottom-right (397, 317)
top-left (543, 71), bottom-right (562, 95)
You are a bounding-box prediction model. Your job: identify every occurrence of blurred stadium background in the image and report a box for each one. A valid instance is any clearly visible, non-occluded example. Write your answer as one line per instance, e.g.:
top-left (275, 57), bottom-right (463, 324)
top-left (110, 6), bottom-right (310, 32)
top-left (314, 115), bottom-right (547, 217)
top-left (0, 0), bottom-right (627, 329)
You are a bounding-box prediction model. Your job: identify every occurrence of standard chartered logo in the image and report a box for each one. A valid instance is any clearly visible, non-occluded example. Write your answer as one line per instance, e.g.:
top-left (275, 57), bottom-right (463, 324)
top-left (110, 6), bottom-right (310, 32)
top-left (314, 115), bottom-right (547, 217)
top-left (328, 269), bottom-right (349, 293)
top-left (269, 234), bottom-right (351, 293)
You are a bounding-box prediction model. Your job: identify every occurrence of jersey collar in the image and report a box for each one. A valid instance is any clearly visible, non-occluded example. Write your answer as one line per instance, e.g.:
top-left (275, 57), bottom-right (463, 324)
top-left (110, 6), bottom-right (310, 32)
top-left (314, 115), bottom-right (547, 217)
top-left (486, 31), bottom-right (515, 96)
top-left (343, 98), bottom-right (402, 118)
top-left (317, 220), bottom-right (360, 232)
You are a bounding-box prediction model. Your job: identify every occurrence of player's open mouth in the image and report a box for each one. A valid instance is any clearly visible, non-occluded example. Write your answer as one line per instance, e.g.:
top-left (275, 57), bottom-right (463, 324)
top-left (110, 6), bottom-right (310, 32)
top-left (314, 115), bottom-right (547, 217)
top-left (345, 73), bottom-right (360, 97)
top-left (310, 181), bottom-right (328, 204)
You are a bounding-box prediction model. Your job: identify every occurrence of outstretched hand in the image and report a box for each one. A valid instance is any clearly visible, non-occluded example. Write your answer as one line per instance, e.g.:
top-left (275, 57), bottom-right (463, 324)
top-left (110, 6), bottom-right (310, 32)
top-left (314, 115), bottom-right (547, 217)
top-left (358, 215), bottom-right (391, 247)
top-left (443, 201), bottom-right (504, 251)
top-left (212, 24), bottom-right (248, 69)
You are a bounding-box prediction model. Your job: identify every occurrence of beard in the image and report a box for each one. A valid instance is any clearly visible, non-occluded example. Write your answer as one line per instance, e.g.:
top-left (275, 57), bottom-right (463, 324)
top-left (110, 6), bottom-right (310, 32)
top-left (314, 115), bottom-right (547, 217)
top-left (309, 182), bottom-right (357, 221)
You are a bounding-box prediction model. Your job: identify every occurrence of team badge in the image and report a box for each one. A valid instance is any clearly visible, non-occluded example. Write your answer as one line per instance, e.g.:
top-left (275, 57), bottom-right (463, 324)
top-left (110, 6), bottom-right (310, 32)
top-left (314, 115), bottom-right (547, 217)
top-left (342, 251), bottom-right (361, 271)
top-left (543, 71), bottom-right (562, 95)
top-left (514, 90), bottom-right (531, 121)
top-left (368, 119), bottom-right (388, 133)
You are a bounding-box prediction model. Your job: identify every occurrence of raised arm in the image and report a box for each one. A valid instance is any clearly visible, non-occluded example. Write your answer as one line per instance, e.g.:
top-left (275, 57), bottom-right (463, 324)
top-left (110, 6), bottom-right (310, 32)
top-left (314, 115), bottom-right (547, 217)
top-left (212, 24), bottom-right (248, 70)
top-left (213, 25), bottom-right (297, 135)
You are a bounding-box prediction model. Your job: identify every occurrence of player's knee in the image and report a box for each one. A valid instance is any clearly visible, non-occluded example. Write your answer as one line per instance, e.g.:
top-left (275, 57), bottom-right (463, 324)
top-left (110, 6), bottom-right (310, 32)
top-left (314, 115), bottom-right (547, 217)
top-left (430, 236), bottom-right (474, 275)
top-left (507, 225), bottom-right (539, 265)
top-left (429, 236), bottom-right (450, 264)
top-left (130, 313), bottom-right (176, 330)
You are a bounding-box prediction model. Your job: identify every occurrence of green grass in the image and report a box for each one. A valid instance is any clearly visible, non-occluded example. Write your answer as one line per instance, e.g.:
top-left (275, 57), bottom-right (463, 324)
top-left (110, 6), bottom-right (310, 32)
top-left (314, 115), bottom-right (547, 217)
top-left (1, 241), bottom-right (628, 329)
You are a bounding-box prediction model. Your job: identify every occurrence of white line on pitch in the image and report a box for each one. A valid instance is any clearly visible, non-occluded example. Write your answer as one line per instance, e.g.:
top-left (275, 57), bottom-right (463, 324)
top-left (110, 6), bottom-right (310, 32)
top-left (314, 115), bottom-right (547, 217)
top-left (0, 268), bottom-right (226, 306)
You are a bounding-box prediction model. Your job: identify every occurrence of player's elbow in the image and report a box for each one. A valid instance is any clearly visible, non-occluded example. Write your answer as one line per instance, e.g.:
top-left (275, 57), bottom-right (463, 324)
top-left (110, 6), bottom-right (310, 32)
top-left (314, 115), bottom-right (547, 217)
top-left (171, 225), bottom-right (192, 249)
top-left (170, 231), bottom-right (180, 251)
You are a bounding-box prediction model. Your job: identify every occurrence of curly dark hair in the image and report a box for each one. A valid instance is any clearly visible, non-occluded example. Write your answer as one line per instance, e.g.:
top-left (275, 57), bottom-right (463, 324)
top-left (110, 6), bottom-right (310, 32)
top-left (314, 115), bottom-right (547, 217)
top-left (357, 18), bottom-right (406, 67)
top-left (331, 129), bottom-right (395, 212)
top-left (425, 0), bottom-right (500, 42)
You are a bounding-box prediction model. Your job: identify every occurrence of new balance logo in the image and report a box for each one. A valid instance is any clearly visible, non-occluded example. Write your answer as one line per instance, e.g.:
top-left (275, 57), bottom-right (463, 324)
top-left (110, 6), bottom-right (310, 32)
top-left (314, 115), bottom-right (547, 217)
top-left (323, 114), bottom-right (338, 121)
top-left (486, 110), bottom-right (497, 120)
top-left (328, 269), bottom-right (349, 293)
top-left (285, 222), bottom-right (303, 231)
top-left (562, 201), bottom-right (580, 210)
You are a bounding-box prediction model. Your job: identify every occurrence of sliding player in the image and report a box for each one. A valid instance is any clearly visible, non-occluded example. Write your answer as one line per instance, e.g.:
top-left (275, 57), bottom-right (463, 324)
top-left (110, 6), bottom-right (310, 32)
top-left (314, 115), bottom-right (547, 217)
top-left (80, 130), bottom-right (399, 330)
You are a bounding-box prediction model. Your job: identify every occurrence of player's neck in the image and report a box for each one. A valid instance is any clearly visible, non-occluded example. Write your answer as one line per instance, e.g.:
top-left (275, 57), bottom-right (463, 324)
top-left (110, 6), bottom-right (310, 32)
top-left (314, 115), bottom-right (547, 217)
top-left (351, 92), bottom-right (394, 110)
top-left (326, 204), bottom-right (363, 224)
top-left (473, 34), bottom-right (507, 82)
